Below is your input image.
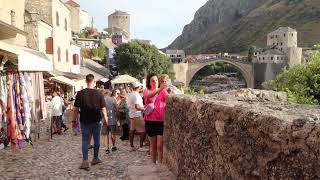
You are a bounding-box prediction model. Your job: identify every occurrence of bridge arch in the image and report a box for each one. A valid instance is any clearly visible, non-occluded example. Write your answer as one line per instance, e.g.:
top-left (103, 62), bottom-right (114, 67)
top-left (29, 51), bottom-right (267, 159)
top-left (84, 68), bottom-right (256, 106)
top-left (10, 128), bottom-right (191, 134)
top-left (186, 59), bottom-right (254, 88)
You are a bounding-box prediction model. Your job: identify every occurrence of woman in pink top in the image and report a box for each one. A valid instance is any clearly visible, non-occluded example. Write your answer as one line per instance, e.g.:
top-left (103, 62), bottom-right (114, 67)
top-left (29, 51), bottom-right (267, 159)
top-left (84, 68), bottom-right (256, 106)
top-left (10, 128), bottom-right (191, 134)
top-left (143, 74), bottom-right (168, 164)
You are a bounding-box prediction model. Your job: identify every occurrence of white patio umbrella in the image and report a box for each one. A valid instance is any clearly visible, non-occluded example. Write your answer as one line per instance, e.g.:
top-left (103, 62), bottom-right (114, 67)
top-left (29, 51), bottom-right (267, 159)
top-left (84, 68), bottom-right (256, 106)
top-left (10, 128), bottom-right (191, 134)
top-left (111, 74), bottom-right (138, 84)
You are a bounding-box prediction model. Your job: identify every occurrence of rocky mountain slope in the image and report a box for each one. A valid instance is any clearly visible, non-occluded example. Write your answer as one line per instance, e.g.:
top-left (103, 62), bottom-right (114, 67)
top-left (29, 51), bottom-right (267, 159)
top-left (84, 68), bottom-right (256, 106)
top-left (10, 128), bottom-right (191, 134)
top-left (167, 0), bottom-right (320, 54)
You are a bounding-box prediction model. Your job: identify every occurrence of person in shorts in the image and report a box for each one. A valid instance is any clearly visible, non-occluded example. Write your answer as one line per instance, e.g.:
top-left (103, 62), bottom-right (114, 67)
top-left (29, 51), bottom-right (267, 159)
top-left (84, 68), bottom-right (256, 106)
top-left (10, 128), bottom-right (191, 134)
top-left (102, 90), bottom-right (118, 154)
top-left (143, 74), bottom-right (168, 164)
top-left (128, 81), bottom-right (146, 151)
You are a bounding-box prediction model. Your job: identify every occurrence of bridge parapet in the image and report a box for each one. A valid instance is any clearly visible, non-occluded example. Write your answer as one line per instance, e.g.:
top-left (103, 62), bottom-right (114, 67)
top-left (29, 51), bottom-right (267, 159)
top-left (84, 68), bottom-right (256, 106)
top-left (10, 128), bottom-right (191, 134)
top-left (188, 56), bottom-right (251, 64)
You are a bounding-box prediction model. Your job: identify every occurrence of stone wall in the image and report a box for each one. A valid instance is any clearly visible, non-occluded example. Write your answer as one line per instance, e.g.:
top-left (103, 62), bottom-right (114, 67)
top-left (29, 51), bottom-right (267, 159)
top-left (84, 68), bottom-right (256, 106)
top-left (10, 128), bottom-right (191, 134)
top-left (253, 63), bottom-right (285, 88)
top-left (164, 89), bottom-right (320, 179)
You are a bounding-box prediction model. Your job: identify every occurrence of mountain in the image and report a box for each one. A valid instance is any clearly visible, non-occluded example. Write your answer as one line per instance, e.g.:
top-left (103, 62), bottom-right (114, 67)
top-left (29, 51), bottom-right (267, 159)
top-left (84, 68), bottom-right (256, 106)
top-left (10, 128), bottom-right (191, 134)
top-left (166, 0), bottom-right (320, 54)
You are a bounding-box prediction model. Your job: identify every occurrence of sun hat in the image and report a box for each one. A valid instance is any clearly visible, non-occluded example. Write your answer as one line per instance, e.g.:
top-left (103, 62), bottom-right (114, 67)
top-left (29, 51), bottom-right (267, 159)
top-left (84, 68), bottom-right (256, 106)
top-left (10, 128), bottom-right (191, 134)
top-left (132, 81), bottom-right (143, 88)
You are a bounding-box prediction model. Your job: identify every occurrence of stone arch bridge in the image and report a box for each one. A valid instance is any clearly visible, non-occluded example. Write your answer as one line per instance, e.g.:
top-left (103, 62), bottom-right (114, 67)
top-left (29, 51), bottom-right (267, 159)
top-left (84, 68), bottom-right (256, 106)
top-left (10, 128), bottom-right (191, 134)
top-left (173, 57), bottom-right (254, 88)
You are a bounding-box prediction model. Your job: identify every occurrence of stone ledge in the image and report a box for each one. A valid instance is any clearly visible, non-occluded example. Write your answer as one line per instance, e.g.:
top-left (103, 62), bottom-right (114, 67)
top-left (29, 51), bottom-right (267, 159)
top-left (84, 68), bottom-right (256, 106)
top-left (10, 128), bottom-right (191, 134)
top-left (127, 164), bottom-right (175, 180)
top-left (164, 89), bottom-right (320, 179)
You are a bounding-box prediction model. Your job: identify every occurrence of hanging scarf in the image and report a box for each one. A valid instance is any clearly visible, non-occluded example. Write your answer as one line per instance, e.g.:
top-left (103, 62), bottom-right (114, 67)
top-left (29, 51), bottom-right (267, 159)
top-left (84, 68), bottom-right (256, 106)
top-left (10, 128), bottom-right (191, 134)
top-left (20, 72), bottom-right (31, 140)
top-left (0, 72), bottom-right (8, 144)
top-left (6, 72), bottom-right (18, 151)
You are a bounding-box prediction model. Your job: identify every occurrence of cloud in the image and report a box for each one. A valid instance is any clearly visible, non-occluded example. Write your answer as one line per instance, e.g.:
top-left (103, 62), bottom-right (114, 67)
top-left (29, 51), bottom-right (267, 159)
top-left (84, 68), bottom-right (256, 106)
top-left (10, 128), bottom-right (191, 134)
top-left (77, 0), bottom-right (208, 48)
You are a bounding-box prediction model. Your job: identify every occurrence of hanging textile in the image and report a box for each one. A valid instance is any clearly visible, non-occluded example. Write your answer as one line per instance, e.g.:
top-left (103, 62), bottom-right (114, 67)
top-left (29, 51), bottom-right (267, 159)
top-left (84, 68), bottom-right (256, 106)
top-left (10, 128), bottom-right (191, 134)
top-left (0, 72), bottom-right (8, 146)
top-left (19, 72), bottom-right (31, 140)
top-left (6, 72), bottom-right (18, 151)
top-left (0, 71), bottom-right (45, 151)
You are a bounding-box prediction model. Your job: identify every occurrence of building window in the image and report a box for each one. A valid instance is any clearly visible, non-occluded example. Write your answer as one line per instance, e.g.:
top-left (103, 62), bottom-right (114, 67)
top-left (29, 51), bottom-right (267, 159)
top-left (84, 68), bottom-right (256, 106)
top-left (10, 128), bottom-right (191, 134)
top-left (271, 57), bottom-right (274, 60)
top-left (277, 43), bottom-right (279, 45)
top-left (281, 57), bottom-right (284, 60)
top-left (273, 43), bottom-right (275, 45)
top-left (281, 42), bottom-right (283, 46)
top-left (275, 35), bottom-right (278, 38)
top-left (258, 57), bottom-right (261, 60)
top-left (46, 37), bottom-right (53, 54)
top-left (10, 11), bottom-right (16, 26)
top-left (56, 12), bottom-right (59, 26)
top-left (65, 18), bottom-right (67, 31)
top-left (73, 54), bottom-right (79, 65)
top-left (57, 47), bottom-right (61, 61)
top-left (262, 57), bottom-right (265, 60)
top-left (284, 34), bottom-right (286, 37)
top-left (66, 49), bottom-right (69, 62)
top-left (292, 33), bottom-right (293, 36)
top-left (277, 56), bottom-right (279, 60)
top-left (280, 48), bottom-right (283, 51)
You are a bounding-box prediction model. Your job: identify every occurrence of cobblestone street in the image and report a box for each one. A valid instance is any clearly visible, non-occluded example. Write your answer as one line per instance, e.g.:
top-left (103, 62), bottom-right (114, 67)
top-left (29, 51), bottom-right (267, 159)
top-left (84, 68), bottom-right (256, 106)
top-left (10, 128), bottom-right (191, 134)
top-left (0, 129), bottom-right (174, 180)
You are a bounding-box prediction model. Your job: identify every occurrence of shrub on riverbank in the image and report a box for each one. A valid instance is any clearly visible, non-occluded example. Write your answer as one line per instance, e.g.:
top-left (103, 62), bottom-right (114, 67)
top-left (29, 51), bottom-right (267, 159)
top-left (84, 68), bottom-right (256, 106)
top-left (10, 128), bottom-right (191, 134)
top-left (264, 52), bottom-right (320, 105)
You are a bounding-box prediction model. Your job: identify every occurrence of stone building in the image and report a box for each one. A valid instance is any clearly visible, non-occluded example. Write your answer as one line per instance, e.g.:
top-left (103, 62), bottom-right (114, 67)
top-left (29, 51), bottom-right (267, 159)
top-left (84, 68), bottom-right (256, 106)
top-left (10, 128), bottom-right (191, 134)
top-left (0, 0), bottom-right (27, 46)
top-left (253, 27), bottom-right (302, 67)
top-left (64, 0), bottom-right (80, 35)
top-left (166, 50), bottom-right (186, 63)
top-left (0, 0), bottom-right (52, 71)
top-left (73, 37), bottom-right (100, 49)
top-left (79, 9), bottom-right (92, 30)
top-left (111, 34), bottom-right (128, 45)
top-left (106, 10), bottom-right (130, 39)
top-left (24, 0), bottom-right (82, 96)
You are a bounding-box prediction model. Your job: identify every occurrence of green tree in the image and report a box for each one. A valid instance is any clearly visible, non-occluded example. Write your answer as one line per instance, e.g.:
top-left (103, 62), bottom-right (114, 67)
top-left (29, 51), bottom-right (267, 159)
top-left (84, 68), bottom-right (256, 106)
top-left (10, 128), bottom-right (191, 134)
top-left (265, 52), bottom-right (320, 105)
top-left (92, 44), bottom-right (107, 60)
top-left (114, 41), bottom-right (175, 79)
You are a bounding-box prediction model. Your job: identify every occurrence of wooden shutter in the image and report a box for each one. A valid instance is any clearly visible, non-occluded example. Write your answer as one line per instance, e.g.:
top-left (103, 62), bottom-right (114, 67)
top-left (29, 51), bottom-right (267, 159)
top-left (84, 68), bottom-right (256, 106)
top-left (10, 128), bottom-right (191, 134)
top-left (73, 54), bottom-right (79, 65)
top-left (46, 37), bottom-right (53, 54)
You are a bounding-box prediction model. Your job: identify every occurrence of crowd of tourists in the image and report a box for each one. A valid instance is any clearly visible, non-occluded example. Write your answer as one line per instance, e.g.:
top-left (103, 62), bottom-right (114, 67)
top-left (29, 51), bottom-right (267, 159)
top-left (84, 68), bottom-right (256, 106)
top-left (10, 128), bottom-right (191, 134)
top-left (61, 73), bottom-right (175, 171)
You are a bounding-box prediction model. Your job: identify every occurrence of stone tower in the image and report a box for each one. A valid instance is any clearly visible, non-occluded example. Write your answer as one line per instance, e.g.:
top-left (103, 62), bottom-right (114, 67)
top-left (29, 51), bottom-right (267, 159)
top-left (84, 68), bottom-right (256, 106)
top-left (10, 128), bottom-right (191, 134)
top-left (107, 10), bottom-right (130, 39)
top-left (266, 27), bottom-right (302, 66)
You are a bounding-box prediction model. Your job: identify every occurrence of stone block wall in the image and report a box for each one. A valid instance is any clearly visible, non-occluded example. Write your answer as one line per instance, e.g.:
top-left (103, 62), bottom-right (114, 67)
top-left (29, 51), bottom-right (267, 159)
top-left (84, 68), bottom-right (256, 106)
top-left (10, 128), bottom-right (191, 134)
top-left (164, 89), bottom-right (320, 179)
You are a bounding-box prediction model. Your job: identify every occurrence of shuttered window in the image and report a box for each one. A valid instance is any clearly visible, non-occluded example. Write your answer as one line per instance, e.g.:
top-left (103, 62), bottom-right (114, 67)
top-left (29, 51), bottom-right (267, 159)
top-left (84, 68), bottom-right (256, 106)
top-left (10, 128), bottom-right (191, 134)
top-left (73, 54), bottom-right (79, 65)
top-left (46, 37), bottom-right (53, 54)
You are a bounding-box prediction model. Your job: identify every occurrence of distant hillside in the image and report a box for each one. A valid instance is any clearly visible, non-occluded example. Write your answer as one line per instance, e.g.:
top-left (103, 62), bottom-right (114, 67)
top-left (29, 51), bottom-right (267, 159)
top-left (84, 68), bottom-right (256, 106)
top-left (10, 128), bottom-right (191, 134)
top-left (166, 0), bottom-right (320, 54)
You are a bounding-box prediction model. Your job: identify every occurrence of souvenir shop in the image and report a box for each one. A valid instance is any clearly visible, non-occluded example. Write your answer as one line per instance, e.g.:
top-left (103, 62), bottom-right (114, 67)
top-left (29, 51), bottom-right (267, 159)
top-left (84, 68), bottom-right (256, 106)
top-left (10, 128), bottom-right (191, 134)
top-left (0, 41), bottom-right (53, 151)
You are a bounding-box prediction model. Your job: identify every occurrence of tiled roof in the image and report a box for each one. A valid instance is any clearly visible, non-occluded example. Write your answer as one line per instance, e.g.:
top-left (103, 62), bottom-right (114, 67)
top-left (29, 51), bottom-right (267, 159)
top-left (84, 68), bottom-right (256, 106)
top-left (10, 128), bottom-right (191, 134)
top-left (65, 0), bottom-right (80, 7)
top-left (82, 58), bottom-right (111, 77)
top-left (261, 49), bottom-right (285, 56)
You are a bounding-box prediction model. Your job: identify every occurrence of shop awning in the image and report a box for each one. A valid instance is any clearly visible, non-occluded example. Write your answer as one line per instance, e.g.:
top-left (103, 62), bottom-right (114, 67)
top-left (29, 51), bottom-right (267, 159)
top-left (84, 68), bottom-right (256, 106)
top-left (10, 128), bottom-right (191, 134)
top-left (50, 76), bottom-right (76, 87)
top-left (0, 41), bottom-right (53, 71)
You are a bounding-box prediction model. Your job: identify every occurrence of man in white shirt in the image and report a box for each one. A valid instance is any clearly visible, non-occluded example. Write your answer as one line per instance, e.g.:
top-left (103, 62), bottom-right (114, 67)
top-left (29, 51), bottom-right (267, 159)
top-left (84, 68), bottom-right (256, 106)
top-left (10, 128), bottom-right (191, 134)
top-left (51, 90), bottom-right (63, 134)
top-left (128, 81), bottom-right (146, 151)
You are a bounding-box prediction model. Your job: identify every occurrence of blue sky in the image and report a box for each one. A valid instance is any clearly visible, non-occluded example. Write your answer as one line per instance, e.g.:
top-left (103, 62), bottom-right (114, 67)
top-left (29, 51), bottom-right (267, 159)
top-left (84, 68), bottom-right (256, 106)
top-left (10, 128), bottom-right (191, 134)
top-left (77, 0), bottom-right (208, 48)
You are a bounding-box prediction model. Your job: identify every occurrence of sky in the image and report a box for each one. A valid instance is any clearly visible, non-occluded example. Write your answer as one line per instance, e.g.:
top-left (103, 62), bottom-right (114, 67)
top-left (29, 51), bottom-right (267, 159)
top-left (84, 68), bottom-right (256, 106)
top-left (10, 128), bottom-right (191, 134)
top-left (77, 0), bottom-right (208, 48)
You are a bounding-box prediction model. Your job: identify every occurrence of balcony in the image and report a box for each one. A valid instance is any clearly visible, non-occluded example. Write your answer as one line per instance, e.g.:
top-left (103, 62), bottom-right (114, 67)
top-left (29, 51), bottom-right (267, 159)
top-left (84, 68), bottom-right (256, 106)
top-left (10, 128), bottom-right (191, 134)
top-left (0, 8), bottom-right (27, 40)
top-left (0, 20), bottom-right (27, 40)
